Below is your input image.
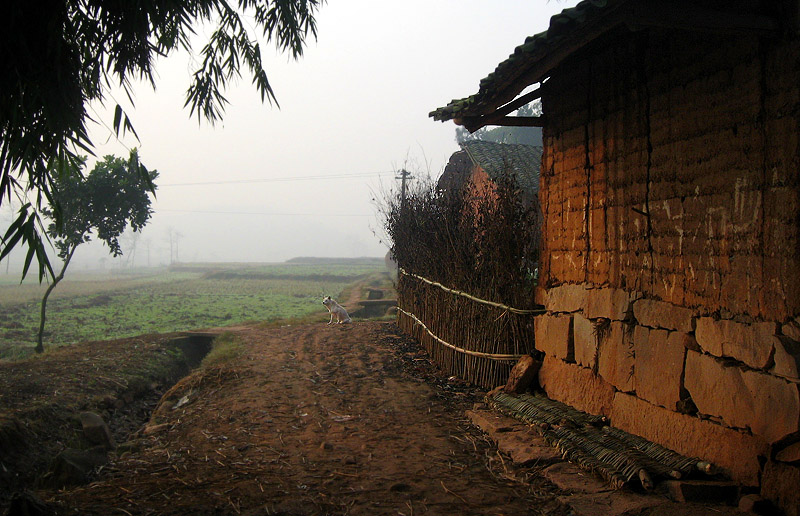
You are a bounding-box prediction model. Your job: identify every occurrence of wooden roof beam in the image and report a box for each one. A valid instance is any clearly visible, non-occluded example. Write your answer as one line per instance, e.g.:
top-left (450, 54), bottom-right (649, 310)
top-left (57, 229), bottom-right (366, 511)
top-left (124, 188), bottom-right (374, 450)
top-left (456, 87), bottom-right (543, 132)
top-left (458, 115), bottom-right (545, 133)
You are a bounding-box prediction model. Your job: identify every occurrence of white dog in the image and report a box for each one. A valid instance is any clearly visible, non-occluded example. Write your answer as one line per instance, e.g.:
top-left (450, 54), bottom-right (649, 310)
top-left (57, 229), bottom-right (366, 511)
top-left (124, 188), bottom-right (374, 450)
top-left (322, 296), bottom-right (351, 325)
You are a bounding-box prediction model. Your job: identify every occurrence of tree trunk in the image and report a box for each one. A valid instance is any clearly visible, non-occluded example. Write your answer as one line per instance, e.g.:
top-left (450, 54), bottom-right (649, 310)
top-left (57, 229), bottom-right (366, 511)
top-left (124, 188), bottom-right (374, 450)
top-left (36, 247), bottom-right (75, 353)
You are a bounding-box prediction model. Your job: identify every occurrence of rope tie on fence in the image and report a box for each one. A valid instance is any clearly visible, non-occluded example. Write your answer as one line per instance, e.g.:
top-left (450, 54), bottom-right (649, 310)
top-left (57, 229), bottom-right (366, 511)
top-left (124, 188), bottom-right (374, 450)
top-left (395, 307), bottom-right (524, 362)
top-left (398, 268), bottom-right (546, 316)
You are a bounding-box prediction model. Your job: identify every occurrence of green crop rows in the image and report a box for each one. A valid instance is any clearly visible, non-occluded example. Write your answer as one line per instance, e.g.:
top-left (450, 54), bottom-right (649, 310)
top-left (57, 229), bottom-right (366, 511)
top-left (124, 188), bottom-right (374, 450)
top-left (0, 259), bottom-right (388, 360)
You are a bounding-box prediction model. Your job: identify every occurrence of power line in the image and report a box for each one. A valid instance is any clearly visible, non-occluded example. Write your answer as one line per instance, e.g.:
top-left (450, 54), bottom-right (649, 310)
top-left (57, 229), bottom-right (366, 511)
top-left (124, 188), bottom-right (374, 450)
top-left (160, 171), bottom-right (393, 187)
top-left (158, 209), bottom-right (374, 217)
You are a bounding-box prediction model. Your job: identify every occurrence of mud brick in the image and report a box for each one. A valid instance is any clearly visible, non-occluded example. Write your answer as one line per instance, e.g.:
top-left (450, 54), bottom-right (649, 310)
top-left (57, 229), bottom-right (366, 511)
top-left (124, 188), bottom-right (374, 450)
top-left (588, 208), bottom-right (607, 250)
top-left (694, 317), bottom-right (777, 370)
top-left (762, 256), bottom-right (798, 321)
top-left (561, 251), bottom-right (587, 283)
top-left (684, 350), bottom-right (800, 443)
top-left (719, 254), bottom-right (762, 316)
top-left (587, 251), bottom-right (610, 282)
top-left (610, 392), bottom-right (768, 486)
top-left (597, 321), bottom-right (635, 392)
top-left (538, 355), bottom-right (615, 417)
top-left (634, 328), bottom-right (685, 410)
top-left (632, 298), bottom-right (695, 332)
top-left (534, 314), bottom-right (574, 361)
top-left (573, 313), bottom-right (597, 369)
top-left (652, 272), bottom-right (686, 307)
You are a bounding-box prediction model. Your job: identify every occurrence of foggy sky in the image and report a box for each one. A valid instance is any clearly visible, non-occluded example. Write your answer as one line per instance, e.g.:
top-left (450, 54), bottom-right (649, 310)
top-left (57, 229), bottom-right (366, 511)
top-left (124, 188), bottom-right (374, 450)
top-left (4, 1), bottom-right (581, 271)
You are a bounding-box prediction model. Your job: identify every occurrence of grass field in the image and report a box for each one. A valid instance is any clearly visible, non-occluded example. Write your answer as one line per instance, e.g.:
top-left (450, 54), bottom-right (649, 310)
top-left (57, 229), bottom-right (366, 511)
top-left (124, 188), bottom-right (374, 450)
top-left (0, 258), bottom-right (390, 360)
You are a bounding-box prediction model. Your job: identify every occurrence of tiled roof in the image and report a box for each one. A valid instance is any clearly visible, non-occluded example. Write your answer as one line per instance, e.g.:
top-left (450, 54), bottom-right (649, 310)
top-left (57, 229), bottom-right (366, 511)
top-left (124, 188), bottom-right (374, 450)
top-left (430, 0), bottom-right (622, 123)
top-left (461, 141), bottom-right (542, 194)
top-left (431, 0), bottom-right (779, 124)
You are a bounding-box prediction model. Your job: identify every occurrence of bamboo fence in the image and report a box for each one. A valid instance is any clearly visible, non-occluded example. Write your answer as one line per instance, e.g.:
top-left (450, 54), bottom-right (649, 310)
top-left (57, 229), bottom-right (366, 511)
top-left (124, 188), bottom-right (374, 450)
top-left (396, 270), bottom-right (544, 389)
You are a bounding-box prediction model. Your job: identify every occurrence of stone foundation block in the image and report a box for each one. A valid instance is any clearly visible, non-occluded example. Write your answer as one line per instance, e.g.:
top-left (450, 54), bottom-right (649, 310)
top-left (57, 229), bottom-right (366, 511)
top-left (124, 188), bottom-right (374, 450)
top-left (762, 460), bottom-right (800, 516)
top-left (584, 287), bottom-right (632, 320)
top-left (573, 314), bottom-right (597, 369)
top-left (773, 336), bottom-right (800, 380)
top-left (543, 462), bottom-right (609, 494)
top-left (610, 392), bottom-right (768, 486)
top-left (534, 314), bottom-right (574, 361)
top-left (545, 283), bottom-right (588, 313)
top-left (663, 480), bottom-right (738, 504)
top-left (784, 320), bottom-right (800, 342)
top-left (538, 355), bottom-right (616, 417)
top-left (495, 430), bottom-right (562, 466)
top-left (559, 491), bottom-right (664, 516)
top-left (468, 409), bottom-right (561, 466)
top-left (632, 299), bottom-right (695, 333)
top-left (738, 494), bottom-right (771, 514)
top-left (466, 409), bottom-right (520, 439)
top-left (670, 331), bottom-right (700, 352)
top-left (634, 328), bottom-right (686, 410)
top-left (504, 355), bottom-right (541, 394)
top-left (684, 350), bottom-right (800, 443)
top-left (597, 321), bottom-right (635, 392)
top-left (777, 442), bottom-right (800, 464)
top-left (695, 317), bottom-right (777, 370)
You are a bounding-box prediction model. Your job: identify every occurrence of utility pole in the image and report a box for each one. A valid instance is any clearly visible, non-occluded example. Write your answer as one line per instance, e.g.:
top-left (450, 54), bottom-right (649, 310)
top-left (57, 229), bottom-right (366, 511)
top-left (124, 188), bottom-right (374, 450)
top-left (396, 168), bottom-right (413, 210)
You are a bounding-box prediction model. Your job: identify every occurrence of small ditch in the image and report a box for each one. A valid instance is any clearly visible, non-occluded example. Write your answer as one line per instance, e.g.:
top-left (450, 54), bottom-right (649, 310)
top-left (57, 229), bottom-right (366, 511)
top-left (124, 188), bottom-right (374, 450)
top-left (104, 334), bottom-right (214, 444)
top-left (0, 334), bottom-right (215, 512)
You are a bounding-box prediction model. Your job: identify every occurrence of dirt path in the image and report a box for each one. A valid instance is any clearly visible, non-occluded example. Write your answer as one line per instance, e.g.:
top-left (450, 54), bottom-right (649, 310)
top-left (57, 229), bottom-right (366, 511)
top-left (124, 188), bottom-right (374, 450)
top-left (48, 322), bottom-right (567, 515)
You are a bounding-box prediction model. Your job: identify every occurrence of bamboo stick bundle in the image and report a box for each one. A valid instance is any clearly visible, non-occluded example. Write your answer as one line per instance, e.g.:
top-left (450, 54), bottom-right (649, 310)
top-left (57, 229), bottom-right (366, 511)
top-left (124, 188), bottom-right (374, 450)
top-left (489, 392), bottom-right (565, 427)
top-left (543, 427), bottom-right (628, 489)
top-left (516, 393), bottom-right (607, 426)
top-left (594, 431), bottom-right (683, 480)
top-left (549, 426), bottom-right (639, 489)
top-left (601, 426), bottom-right (703, 477)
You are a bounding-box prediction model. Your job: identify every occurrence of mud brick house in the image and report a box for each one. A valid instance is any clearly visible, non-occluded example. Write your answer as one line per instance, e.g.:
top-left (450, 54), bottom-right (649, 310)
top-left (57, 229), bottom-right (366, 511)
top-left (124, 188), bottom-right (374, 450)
top-left (431, 0), bottom-right (800, 511)
top-left (438, 140), bottom-right (543, 208)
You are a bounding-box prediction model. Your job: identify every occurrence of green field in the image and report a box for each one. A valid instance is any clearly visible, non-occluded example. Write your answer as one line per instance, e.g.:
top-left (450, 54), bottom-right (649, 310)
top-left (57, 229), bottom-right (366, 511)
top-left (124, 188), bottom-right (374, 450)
top-left (0, 258), bottom-right (389, 360)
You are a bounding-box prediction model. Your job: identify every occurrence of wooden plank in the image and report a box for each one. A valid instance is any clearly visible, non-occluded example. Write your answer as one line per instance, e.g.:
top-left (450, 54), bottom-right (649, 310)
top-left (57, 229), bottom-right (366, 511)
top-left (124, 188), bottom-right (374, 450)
top-left (459, 88), bottom-right (542, 132)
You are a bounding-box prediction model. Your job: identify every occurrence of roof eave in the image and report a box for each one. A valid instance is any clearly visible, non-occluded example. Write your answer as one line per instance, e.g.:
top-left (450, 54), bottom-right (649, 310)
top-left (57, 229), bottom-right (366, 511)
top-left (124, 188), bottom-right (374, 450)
top-left (432, 0), bottom-right (781, 130)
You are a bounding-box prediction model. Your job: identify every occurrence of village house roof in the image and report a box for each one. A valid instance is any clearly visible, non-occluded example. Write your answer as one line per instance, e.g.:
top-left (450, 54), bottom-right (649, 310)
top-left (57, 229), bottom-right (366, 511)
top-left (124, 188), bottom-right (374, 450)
top-left (461, 141), bottom-right (542, 195)
top-left (430, 0), bottom-right (780, 132)
top-left (435, 149), bottom-right (472, 193)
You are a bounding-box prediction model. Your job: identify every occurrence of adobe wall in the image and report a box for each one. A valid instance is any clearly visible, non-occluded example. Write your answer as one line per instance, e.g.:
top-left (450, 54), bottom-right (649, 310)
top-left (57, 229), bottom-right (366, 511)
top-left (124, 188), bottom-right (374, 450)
top-left (537, 28), bottom-right (800, 511)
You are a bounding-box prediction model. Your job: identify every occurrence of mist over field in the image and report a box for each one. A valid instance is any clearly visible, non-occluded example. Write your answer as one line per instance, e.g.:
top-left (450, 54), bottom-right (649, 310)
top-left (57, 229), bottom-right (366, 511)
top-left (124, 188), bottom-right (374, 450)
top-left (0, 1), bottom-right (579, 275)
top-left (0, 258), bottom-right (391, 359)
